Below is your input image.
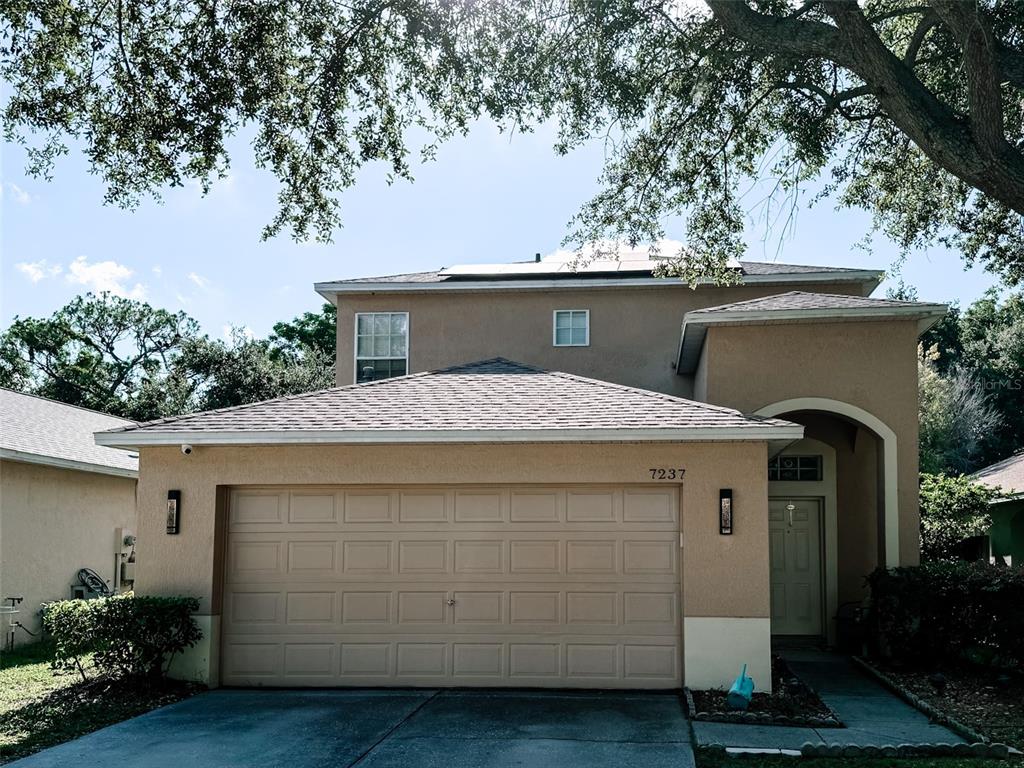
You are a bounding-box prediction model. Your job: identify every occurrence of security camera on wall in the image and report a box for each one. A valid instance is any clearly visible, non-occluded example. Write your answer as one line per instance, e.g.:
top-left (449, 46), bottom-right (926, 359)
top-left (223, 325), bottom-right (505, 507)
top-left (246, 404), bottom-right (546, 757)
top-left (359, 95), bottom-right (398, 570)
top-left (180, 444), bottom-right (193, 456)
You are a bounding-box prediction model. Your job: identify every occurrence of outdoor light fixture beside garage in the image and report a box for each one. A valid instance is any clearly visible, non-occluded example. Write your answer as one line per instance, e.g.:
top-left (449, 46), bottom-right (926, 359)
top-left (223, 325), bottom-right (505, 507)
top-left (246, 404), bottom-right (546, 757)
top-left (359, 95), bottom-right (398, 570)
top-left (719, 489), bottom-right (733, 535)
top-left (166, 490), bottom-right (181, 534)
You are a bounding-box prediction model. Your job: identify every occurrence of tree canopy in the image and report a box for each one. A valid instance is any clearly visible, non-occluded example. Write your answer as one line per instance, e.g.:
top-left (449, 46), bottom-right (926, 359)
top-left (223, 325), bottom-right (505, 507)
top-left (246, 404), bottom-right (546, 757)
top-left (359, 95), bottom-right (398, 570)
top-left (0, 293), bottom-right (334, 421)
top-left (921, 287), bottom-right (1024, 470)
top-left (3, 1), bottom-right (1023, 284)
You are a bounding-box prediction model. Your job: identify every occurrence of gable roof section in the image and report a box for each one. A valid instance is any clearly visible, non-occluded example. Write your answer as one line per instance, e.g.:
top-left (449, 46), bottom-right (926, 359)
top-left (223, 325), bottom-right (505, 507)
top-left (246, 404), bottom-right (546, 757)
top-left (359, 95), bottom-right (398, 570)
top-left (95, 358), bottom-right (802, 448)
top-left (1, 388), bottom-right (138, 478)
top-left (677, 291), bottom-right (948, 373)
top-left (315, 261), bottom-right (883, 298)
top-left (972, 451), bottom-right (1024, 500)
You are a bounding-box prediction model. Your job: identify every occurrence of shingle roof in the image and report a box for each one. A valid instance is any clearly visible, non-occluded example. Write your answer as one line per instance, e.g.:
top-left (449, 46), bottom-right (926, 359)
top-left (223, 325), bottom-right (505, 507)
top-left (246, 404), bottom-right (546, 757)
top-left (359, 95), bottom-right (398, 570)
top-left (973, 452), bottom-right (1024, 497)
top-left (96, 359), bottom-right (801, 446)
top-left (677, 292), bottom-right (948, 373)
top-left (688, 291), bottom-right (931, 314)
top-left (0, 388), bottom-right (138, 476)
top-left (319, 261), bottom-right (876, 287)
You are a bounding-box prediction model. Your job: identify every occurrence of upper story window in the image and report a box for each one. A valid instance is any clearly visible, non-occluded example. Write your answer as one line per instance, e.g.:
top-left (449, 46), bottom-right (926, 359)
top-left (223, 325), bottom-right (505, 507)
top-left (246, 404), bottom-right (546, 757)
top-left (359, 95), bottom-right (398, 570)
top-left (553, 310), bottom-right (589, 347)
top-left (768, 455), bottom-right (823, 482)
top-left (355, 312), bottom-right (408, 383)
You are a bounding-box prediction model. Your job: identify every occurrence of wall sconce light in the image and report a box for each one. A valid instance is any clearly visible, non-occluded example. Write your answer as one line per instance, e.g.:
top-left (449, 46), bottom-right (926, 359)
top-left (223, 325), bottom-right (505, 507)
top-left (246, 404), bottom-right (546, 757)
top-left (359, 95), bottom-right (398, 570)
top-left (166, 490), bottom-right (181, 534)
top-left (719, 489), bottom-right (733, 535)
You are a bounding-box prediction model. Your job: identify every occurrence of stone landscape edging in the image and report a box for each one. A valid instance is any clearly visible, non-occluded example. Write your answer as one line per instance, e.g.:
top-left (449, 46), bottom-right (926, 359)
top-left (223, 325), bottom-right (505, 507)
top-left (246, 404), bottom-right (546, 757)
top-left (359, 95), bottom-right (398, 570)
top-left (683, 686), bottom-right (843, 729)
top-left (849, 655), bottom-right (991, 745)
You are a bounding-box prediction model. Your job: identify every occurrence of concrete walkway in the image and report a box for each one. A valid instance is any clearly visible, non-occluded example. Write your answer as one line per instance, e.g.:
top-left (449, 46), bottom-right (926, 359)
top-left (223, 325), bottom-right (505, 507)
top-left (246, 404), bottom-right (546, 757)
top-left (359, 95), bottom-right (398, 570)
top-left (692, 649), bottom-right (964, 750)
top-left (9, 689), bottom-right (695, 768)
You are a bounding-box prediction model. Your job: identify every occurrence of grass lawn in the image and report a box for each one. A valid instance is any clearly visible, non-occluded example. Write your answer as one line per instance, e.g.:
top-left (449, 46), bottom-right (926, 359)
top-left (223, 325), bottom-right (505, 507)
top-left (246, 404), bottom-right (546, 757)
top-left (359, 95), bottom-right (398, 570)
top-left (0, 641), bottom-right (199, 764)
top-left (695, 749), bottom-right (1017, 767)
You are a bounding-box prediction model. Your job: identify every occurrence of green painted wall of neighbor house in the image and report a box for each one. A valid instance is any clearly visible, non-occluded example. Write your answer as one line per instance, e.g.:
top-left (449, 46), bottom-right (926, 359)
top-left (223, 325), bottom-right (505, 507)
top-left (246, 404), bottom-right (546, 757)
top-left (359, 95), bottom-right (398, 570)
top-left (990, 499), bottom-right (1024, 566)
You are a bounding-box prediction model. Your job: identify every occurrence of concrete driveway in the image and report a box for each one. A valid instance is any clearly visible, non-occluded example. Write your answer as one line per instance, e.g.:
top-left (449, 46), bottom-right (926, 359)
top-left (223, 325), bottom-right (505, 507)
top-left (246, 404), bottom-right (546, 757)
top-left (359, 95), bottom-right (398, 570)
top-left (9, 689), bottom-right (695, 768)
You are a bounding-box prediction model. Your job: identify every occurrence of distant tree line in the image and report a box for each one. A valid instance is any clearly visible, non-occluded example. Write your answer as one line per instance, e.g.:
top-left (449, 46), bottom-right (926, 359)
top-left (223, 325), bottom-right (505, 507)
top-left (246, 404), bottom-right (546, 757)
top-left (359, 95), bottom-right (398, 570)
top-left (0, 293), bottom-right (336, 422)
top-left (1, 286), bottom-right (1020, 477)
top-left (913, 288), bottom-right (1023, 475)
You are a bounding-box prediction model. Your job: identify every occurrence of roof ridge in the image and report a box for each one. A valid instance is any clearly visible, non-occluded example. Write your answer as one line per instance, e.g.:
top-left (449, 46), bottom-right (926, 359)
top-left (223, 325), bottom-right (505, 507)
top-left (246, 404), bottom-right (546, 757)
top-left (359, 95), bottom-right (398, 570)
top-left (688, 290), bottom-right (943, 315)
top-left (545, 369), bottom-right (766, 420)
top-left (0, 387), bottom-right (136, 424)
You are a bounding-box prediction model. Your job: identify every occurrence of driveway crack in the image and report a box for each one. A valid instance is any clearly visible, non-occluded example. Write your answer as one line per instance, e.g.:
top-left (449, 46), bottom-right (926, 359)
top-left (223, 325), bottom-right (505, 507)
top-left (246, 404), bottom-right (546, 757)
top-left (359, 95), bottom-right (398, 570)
top-left (346, 689), bottom-right (442, 768)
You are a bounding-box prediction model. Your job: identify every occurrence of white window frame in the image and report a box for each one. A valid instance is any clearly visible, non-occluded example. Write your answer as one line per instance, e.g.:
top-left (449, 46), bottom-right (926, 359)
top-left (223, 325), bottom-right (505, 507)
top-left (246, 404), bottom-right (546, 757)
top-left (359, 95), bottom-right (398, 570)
top-left (353, 311), bottom-right (410, 383)
top-left (552, 309), bottom-right (590, 347)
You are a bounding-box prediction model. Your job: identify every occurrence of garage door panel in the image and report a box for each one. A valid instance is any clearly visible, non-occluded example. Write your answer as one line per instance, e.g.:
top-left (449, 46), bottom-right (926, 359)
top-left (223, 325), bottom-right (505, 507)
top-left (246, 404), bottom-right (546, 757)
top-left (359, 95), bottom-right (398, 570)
top-left (344, 492), bottom-right (393, 523)
top-left (398, 492), bottom-right (448, 522)
top-left (223, 484), bottom-right (680, 688)
top-left (397, 590), bottom-right (448, 624)
top-left (509, 591), bottom-right (560, 624)
top-left (289, 493), bottom-right (338, 524)
top-left (509, 490), bottom-right (562, 522)
top-left (342, 540), bottom-right (393, 573)
top-left (454, 490), bottom-right (505, 522)
top-left (341, 591), bottom-right (391, 624)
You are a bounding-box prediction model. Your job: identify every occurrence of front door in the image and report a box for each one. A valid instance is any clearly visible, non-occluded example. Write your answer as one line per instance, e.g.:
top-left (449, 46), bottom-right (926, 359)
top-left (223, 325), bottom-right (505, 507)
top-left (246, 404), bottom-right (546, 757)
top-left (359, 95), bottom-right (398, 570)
top-left (768, 498), bottom-right (823, 636)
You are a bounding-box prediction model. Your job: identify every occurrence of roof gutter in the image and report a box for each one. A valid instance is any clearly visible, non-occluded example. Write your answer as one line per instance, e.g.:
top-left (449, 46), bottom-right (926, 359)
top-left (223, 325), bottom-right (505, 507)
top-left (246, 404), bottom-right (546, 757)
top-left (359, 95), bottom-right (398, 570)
top-left (315, 270), bottom-right (884, 301)
top-left (95, 424), bottom-right (804, 450)
top-left (0, 447), bottom-right (138, 479)
top-left (989, 491), bottom-right (1024, 505)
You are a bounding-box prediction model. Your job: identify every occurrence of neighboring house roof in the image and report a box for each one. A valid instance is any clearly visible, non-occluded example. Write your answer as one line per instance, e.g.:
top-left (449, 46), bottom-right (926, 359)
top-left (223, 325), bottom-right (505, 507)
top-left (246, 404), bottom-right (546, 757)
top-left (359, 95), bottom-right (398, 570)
top-left (315, 260), bottom-right (883, 297)
top-left (95, 358), bottom-right (803, 448)
top-left (677, 291), bottom-right (948, 373)
top-left (972, 451), bottom-right (1024, 501)
top-left (0, 388), bottom-right (138, 478)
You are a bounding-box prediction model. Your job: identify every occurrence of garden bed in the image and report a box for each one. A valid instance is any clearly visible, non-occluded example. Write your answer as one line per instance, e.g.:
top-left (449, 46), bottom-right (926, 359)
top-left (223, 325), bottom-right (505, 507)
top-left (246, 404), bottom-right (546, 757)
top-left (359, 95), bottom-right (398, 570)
top-left (856, 659), bottom-right (1024, 751)
top-left (685, 655), bottom-right (841, 727)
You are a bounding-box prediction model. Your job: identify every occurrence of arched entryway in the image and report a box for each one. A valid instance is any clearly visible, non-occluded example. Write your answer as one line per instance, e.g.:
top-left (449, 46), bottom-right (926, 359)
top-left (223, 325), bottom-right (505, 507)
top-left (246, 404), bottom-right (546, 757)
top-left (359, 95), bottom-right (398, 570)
top-left (756, 398), bottom-right (899, 644)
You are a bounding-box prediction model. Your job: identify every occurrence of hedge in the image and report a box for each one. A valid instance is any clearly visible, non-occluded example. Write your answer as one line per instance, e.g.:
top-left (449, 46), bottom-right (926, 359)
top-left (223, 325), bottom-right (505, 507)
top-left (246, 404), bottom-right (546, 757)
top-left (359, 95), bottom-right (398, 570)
top-left (43, 594), bottom-right (201, 681)
top-left (865, 562), bottom-right (1024, 669)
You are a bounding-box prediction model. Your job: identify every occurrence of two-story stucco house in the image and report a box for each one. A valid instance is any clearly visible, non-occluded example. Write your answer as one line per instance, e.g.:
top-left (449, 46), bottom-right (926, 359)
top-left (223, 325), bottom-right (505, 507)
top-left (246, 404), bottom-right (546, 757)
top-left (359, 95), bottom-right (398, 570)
top-left (95, 255), bottom-right (946, 691)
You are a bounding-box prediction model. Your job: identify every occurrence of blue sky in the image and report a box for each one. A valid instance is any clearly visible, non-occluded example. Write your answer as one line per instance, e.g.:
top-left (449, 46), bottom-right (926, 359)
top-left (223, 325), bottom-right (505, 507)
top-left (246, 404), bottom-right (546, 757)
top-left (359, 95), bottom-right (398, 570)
top-left (1, 119), bottom-right (1001, 340)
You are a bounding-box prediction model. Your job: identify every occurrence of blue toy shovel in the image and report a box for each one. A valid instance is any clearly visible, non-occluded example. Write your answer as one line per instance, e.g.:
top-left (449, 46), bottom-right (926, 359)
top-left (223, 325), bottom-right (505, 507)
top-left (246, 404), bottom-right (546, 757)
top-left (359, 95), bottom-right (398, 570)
top-left (727, 664), bottom-right (755, 710)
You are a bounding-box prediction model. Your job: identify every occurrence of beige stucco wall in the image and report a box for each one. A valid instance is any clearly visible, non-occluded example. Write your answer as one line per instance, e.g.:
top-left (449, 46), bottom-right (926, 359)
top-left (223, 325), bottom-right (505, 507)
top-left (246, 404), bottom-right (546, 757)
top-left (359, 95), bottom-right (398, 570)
top-left (134, 441), bottom-right (770, 686)
top-left (699, 319), bottom-right (922, 567)
top-left (334, 282), bottom-right (867, 393)
top-left (0, 459), bottom-right (137, 633)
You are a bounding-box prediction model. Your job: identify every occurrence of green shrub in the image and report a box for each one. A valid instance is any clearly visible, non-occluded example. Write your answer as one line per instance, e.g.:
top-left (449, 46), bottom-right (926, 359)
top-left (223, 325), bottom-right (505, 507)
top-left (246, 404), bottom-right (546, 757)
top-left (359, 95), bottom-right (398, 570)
top-left (41, 599), bottom-right (101, 681)
top-left (866, 562), bottom-right (1024, 669)
top-left (43, 595), bottom-right (201, 681)
top-left (919, 473), bottom-right (999, 561)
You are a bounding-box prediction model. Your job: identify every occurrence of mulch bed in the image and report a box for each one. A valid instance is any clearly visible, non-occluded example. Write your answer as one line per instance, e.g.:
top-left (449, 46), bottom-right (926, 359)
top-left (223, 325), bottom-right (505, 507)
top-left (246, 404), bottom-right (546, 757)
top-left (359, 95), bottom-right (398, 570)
top-left (868, 663), bottom-right (1024, 751)
top-left (687, 655), bottom-right (841, 727)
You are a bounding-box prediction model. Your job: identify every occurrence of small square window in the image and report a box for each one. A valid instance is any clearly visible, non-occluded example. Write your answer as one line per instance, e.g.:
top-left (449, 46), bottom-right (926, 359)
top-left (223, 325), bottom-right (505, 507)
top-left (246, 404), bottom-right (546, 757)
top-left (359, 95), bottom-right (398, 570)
top-left (553, 310), bottom-right (589, 347)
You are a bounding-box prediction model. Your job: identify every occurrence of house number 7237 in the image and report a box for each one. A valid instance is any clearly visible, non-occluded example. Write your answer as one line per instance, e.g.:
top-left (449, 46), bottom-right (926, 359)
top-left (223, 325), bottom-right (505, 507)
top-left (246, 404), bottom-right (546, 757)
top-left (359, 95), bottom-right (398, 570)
top-left (649, 468), bottom-right (685, 480)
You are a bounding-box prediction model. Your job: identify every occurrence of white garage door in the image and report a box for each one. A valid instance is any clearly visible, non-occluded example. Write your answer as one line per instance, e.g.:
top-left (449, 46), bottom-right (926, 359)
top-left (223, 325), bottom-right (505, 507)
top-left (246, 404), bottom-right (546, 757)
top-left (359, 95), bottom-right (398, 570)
top-left (221, 485), bottom-right (681, 688)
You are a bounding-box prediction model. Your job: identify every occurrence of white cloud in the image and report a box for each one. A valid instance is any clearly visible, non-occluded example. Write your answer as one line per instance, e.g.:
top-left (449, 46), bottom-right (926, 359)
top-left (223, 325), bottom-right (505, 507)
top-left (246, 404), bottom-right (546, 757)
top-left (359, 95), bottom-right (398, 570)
top-left (15, 259), bottom-right (63, 283)
top-left (66, 256), bottom-right (147, 299)
top-left (187, 272), bottom-right (210, 290)
top-left (152, 265), bottom-right (163, 277)
top-left (3, 182), bottom-right (31, 205)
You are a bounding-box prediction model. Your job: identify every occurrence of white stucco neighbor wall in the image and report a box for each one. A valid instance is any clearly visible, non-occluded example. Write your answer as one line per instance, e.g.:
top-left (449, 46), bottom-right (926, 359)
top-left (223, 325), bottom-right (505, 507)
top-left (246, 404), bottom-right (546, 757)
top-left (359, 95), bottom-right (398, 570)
top-left (0, 459), bottom-right (137, 633)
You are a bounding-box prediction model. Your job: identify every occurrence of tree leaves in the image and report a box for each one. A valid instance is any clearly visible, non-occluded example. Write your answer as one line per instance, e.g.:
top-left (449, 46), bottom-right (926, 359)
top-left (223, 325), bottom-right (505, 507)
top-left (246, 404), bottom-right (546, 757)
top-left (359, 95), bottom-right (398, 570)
top-left (0, 293), bottom-right (335, 420)
top-left (2, 0), bottom-right (1023, 281)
